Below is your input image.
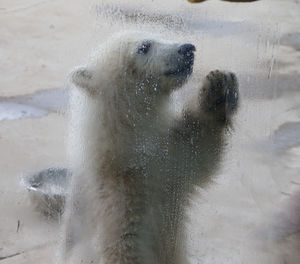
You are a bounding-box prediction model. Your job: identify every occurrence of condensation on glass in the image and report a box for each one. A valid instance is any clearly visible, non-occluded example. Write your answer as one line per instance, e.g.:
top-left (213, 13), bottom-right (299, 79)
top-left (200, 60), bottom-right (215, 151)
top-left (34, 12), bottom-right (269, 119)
top-left (0, 1), bottom-right (299, 263)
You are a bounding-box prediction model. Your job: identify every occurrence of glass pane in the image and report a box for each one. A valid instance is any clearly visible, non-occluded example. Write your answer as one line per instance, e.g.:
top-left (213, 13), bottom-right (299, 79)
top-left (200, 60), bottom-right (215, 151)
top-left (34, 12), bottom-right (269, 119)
top-left (0, 0), bottom-right (299, 263)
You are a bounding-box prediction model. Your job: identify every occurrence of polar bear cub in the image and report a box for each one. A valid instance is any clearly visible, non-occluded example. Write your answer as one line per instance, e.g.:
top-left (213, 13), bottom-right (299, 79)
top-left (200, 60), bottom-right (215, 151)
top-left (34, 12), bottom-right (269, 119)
top-left (59, 31), bottom-right (239, 264)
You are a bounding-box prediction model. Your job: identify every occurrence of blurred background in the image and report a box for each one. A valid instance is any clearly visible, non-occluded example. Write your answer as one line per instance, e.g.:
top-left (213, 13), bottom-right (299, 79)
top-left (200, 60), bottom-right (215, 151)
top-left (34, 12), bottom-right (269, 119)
top-left (0, 0), bottom-right (300, 263)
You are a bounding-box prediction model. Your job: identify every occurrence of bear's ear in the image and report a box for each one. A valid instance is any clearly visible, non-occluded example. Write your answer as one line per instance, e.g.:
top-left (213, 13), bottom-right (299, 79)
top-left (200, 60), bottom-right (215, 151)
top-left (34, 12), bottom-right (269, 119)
top-left (69, 66), bottom-right (96, 93)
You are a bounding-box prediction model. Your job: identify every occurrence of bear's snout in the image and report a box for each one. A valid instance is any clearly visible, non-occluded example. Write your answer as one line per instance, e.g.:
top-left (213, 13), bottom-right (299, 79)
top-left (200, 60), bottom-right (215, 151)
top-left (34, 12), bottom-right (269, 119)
top-left (164, 43), bottom-right (195, 77)
top-left (178, 43), bottom-right (196, 57)
top-left (178, 44), bottom-right (196, 68)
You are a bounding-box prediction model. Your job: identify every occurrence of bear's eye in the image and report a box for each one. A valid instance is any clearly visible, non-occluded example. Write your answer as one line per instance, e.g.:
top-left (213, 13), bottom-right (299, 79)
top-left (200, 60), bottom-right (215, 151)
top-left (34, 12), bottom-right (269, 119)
top-left (137, 42), bottom-right (151, 55)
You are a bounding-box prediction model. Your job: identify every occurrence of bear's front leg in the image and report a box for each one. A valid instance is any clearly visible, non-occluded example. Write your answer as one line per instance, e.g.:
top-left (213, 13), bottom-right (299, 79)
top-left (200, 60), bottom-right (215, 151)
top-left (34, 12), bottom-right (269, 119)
top-left (199, 70), bottom-right (239, 125)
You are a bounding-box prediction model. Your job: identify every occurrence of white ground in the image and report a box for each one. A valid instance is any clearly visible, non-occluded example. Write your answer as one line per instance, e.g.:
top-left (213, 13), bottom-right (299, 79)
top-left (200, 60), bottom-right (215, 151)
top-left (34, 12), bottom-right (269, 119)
top-left (0, 0), bottom-right (300, 263)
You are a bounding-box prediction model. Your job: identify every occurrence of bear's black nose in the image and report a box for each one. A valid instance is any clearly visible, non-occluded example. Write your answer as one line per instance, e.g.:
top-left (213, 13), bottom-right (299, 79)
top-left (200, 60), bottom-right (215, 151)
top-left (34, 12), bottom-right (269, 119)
top-left (178, 44), bottom-right (196, 56)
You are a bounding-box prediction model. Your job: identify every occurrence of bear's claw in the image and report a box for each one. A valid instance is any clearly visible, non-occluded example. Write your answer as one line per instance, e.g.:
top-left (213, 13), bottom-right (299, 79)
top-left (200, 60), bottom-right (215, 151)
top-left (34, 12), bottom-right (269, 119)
top-left (200, 70), bottom-right (239, 123)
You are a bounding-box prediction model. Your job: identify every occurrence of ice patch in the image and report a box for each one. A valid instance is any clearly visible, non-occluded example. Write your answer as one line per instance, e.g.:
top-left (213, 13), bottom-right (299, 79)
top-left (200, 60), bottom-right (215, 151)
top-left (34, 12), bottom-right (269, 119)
top-left (0, 88), bottom-right (70, 121)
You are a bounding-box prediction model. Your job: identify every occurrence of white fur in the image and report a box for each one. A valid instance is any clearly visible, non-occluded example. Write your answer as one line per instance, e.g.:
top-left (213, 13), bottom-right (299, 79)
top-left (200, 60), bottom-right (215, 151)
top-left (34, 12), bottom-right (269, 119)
top-left (58, 31), bottom-right (238, 264)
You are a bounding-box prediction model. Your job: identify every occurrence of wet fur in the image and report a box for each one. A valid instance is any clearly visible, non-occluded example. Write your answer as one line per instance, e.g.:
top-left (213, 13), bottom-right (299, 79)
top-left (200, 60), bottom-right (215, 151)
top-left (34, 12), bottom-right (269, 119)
top-left (58, 32), bottom-right (239, 264)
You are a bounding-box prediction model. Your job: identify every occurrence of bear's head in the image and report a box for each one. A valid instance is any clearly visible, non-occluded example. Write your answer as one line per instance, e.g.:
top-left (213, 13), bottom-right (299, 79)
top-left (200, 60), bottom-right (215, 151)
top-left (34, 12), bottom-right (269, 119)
top-left (70, 31), bottom-right (196, 97)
